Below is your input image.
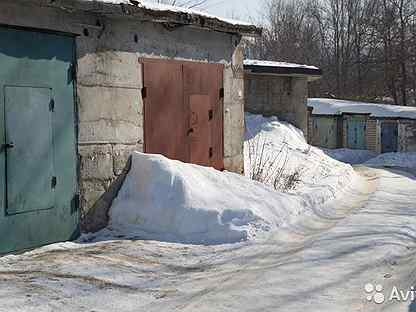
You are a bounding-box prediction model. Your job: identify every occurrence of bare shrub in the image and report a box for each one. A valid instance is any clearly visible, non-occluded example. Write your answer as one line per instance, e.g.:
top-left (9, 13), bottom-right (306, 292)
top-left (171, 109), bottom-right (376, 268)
top-left (246, 135), bottom-right (289, 185)
top-left (274, 167), bottom-right (305, 192)
top-left (246, 135), bottom-right (309, 192)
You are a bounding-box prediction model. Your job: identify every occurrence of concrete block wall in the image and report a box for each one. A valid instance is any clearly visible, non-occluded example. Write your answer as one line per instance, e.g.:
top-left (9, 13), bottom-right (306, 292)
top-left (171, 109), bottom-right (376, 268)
top-left (398, 120), bottom-right (416, 152)
top-left (223, 46), bottom-right (245, 174)
top-left (244, 74), bottom-right (309, 136)
top-left (0, 0), bottom-right (246, 232)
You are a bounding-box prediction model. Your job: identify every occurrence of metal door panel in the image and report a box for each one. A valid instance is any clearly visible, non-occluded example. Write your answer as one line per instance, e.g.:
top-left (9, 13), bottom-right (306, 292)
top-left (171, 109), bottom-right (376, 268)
top-left (189, 95), bottom-right (212, 165)
top-left (346, 117), bottom-right (367, 149)
top-left (5, 86), bottom-right (55, 215)
top-left (311, 117), bottom-right (337, 149)
top-left (183, 62), bottom-right (224, 170)
top-left (381, 122), bottom-right (398, 153)
top-left (142, 59), bottom-right (187, 162)
top-left (0, 27), bottom-right (78, 254)
top-left (142, 59), bottom-right (224, 170)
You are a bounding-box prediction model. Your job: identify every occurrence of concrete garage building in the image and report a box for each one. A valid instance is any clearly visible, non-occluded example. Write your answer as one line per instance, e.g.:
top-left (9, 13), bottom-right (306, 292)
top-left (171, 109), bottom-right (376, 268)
top-left (244, 60), bottom-right (322, 136)
top-left (308, 98), bottom-right (416, 153)
top-left (0, 0), bottom-right (261, 253)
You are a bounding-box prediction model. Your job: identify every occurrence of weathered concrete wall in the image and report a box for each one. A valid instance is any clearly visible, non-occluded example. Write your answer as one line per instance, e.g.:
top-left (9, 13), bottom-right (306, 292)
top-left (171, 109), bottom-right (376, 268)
top-left (224, 45), bottom-right (245, 174)
top-left (0, 0), bottom-right (245, 231)
top-left (244, 74), bottom-right (309, 136)
top-left (398, 120), bottom-right (416, 152)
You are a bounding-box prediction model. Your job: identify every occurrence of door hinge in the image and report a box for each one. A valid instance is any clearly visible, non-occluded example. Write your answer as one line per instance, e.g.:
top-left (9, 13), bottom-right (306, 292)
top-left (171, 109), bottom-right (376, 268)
top-left (69, 63), bottom-right (77, 82)
top-left (219, 88), bottom-right (224, 99)
top-left (209, 110), bottom-right (213, 120)
top-left (49, 99), bottom-right (55, 112)
top-left (71, 194), bottom-right (80, 214)
top-left (51, 176), bottom-right (57, 189)
top-left (142, 87), bottom-right (147, 99)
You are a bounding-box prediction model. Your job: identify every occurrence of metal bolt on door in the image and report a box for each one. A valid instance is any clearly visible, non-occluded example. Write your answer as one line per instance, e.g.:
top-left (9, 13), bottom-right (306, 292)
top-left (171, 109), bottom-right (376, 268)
top-left (0, 27), bottom-right (79, 254)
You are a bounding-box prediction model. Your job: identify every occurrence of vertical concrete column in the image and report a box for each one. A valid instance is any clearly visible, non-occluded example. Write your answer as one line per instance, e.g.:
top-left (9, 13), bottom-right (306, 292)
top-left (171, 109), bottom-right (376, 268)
top-left (223, 42), bottom-right (245, 174)
top-left (291, 78), bottom-right (309, 137)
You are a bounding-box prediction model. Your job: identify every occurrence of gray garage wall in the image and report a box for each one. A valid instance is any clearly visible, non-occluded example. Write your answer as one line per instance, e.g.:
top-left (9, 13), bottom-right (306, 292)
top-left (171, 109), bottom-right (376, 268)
top-left (244, 73), bottom-right (309, 136)
top-left (0, 0), bottom-right (246, 231)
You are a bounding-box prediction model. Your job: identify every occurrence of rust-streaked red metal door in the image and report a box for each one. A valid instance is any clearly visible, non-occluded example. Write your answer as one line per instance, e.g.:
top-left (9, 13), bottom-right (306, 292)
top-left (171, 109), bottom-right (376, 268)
top-left (141, 58), bottom-right (224, 170)
top-left (183, 62), bottom-right (224, 170)
top-left (141, 59), bottom-right (188, 162)
top-left (189, 94), bottom-right (212, 166)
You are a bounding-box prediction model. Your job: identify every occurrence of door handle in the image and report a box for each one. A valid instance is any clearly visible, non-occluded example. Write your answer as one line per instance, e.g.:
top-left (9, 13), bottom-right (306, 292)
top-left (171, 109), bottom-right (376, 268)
top-left (3, 142), bottom-right (14, 149)
top-left (187, 128), bottom-right (194, 136)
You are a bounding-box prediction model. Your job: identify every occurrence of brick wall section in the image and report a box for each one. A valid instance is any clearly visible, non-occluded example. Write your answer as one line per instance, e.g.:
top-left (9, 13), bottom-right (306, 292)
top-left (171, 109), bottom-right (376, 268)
top-left (366, 119), bottom-right (378, 153)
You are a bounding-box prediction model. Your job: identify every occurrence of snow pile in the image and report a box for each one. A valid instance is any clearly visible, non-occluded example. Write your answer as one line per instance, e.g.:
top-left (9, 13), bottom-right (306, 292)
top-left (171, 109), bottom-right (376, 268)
top-left (323, 149), bottom-right (377, 165)
top-left (107, 114), bottom-right (359, 245)
top-left (244, 113), bottom-right (357, 198)
top-left (364, 152), bottom-right (416, 169)
top-left (109, 152), bottom-right (303, 245)
top-left (308, 98), bottom-right (416, 119)
top-left (244, 59), bottom-right (320, 70)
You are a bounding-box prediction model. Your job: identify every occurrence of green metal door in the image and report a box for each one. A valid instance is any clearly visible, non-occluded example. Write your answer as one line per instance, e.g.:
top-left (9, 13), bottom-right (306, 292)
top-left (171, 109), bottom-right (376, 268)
top-left (346, 116), bottom-right (367, 150)
top-left (0, 27), bottom-right (79, 254)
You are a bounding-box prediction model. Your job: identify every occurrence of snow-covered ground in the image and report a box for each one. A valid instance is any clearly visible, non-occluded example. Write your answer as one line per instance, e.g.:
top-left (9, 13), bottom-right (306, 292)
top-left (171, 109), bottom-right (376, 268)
top-left (365, 152), bottom-right (416, 169)
top-left (1, 165), bottom-right (416, 311)
top-left (1, 114), bottom-right (416, 311)
top-left (324, 148), bottom-right (377, 165)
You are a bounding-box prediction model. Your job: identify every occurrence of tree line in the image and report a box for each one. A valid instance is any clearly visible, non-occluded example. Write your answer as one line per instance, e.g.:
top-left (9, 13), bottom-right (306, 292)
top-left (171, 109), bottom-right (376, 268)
top-left (249, 0), bottom-right (416, 106)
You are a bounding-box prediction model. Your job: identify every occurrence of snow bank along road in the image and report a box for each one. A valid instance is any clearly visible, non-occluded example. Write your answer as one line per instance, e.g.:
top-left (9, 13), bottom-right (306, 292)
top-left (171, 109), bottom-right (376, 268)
top-left (1, 166), bottom-right (416, 312)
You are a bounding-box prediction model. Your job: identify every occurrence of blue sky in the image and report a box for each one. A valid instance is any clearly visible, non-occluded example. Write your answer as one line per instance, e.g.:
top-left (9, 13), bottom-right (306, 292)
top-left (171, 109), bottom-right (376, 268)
top-left (202, 0), bottom-right (263, 24)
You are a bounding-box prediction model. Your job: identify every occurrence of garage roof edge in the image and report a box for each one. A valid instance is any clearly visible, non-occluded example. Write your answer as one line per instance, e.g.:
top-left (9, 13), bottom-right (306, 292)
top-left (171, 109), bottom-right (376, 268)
top-left (45, 0), bottom-right (262, 36)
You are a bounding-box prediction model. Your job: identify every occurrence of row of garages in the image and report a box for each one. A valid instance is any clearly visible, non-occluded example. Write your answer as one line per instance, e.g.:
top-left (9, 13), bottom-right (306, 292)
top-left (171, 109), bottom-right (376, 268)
top-left (4, 0), bottom-right (410, 254)
top-left (0, 0), bottom-right (325, 254)
top-left (0, 0), bottom-right (262, 254)
top-left (308, 100), bottom-right (416, 153)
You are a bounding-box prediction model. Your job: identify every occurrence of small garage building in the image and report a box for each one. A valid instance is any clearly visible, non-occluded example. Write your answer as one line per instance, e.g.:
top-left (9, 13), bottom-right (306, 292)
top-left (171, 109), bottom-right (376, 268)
top-left (308, 98), bottom-right (416, 153)
top-left (244, 60), bottom-right (322, 137)
top-left (0, 0), bottom-right (261, 253)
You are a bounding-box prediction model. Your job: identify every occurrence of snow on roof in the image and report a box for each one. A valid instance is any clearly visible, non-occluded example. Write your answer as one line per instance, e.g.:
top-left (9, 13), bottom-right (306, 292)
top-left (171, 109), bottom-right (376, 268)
top-left (244, 59), bottom-right (320, 70)
top-left (308, 98), bottom-right (416, 120)
top-left (244, 59), bottom-right (322, 80)
top-left (84, 0), bottom-right (258, 30)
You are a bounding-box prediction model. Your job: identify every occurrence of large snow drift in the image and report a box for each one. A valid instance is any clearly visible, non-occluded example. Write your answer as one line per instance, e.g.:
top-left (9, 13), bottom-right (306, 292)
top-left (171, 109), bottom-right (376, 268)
top-left (109, 152), bottom-right (302, 245)
top-left (108, 115), bottom-right (359, 245)
top-left (364, 152), bottom-right (416, 169)
top-left (244, 113), bottom-right (357, 198)
top-left (308, 98), bottom-right (416, 119)
top-left (323, 148), bottom-right (377, 165)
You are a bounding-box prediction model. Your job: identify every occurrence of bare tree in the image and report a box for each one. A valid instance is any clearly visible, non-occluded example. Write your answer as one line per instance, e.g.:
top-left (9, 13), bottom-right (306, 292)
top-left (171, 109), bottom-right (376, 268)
top-left (251, 0), bottom-right (416, 105)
